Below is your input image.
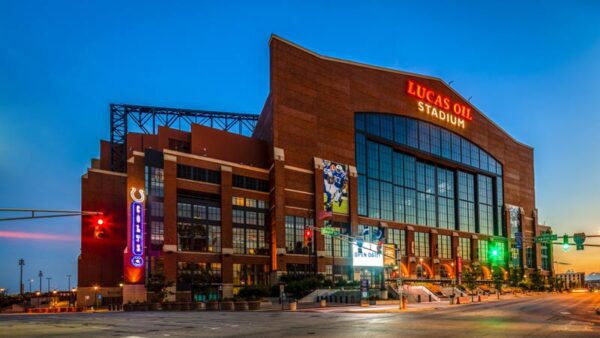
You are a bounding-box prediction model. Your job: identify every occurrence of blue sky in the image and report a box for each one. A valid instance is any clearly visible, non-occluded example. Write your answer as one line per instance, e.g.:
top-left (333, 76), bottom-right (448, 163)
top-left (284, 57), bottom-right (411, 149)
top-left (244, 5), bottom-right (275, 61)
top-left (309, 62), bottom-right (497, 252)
top-left (1, 1), bottom-right (599, 292)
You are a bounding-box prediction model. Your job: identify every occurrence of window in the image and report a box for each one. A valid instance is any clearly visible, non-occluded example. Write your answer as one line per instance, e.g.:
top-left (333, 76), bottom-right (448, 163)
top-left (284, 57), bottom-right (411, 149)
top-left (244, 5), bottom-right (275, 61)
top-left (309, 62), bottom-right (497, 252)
top-left (526, 247), bottom-right (534, 268)
top-left (478, 175), bottom-right (494, 235)
top-left (177, 195), bottom-right (221, 253)
top-left (478, 240), bottom-right (488, 262)
top-left (233, 264), bottom-right (269, 287)
top-left (285, 216), bottom-right (314, 254)
top-left (541, 243), bottom-right (550, 271)
top-left (150, 201), bottom-right (164, 217)
top-left (233, 175), bottom-right (269, 192)
top-left (437, 168), bottom-right (455, 230)
top-left (232, 196), bottom-right (245, 206)
top-left (414, 232), bottom-right (430, 257)
top-left (145, 166), bottom-right (164, 197)
top-left (458, 171), bottom-right (475, 233)
top-left (177, 261), bottom-right (222, 288)
top-left (177, 203), bottom-right (192, 218)
top-left (355, 113), bottom-right (504, 234)
top-left (151, 221), bottom-right (164, 247)
top-left (438, 235), bottom-right (452, 259)
top-left (232, 197), bottom-right (269, 254)
top-left (459, 237), bottom-right (471, 260)
top-left (388, 228), bottom-right (406, 256)
top-left (207, 206), bottom-right (221, 221)
top-left (177, 164), bottom-right (221, 184)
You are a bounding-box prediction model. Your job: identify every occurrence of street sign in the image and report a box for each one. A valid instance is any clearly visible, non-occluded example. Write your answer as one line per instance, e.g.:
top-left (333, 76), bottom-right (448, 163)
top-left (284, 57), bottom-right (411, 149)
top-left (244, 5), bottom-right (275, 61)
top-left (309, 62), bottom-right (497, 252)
top-left (321, 226), bottom-right (341, 237)
top-left (573, 233), bottom-right (586, 250)
top-left (535, 234), bottom-right (557, 243)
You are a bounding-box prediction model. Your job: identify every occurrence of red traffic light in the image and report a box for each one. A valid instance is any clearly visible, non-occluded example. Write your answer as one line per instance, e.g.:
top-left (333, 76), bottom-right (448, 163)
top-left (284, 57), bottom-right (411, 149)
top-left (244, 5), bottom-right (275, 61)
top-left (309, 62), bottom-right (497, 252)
top-left (304, 229), bottom-right (312, 238)
top-left (97, 218), bottom-right (104, 225)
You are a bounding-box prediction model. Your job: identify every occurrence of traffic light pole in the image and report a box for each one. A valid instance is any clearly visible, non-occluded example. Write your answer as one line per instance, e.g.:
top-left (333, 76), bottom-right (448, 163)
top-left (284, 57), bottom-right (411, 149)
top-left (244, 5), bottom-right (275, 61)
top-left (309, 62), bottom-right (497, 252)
top-left (0, 209), bottom-right (103, 222)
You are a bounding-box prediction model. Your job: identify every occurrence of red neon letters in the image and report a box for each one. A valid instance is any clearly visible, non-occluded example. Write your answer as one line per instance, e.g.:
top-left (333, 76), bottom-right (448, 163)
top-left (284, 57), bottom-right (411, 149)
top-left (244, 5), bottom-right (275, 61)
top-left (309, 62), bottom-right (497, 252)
top-left (406, 80), bottom-right (473, 121)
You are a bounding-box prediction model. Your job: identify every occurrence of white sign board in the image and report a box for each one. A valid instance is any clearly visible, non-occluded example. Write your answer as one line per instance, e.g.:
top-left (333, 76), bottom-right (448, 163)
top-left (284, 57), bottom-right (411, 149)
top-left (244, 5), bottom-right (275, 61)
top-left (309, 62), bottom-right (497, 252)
top-left (352, 242), bottom-right (383, 267)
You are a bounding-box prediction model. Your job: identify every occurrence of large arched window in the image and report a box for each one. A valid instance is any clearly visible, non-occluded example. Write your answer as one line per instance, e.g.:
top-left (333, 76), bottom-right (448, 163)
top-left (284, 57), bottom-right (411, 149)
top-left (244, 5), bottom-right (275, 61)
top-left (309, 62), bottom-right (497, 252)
top-left (355, 113), bottom-right (504, 236)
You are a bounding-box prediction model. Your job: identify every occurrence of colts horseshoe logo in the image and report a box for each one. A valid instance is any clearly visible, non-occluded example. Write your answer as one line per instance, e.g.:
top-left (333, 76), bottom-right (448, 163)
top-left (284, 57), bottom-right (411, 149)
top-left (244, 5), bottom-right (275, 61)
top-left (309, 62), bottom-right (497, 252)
top-left (130, 188), bottom-right (146, 203)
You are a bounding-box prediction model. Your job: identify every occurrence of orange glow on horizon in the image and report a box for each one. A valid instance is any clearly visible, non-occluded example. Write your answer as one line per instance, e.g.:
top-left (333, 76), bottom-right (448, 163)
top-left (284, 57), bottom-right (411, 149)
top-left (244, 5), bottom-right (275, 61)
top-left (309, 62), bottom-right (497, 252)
top-left (0, 231), bottom-right (77, 241)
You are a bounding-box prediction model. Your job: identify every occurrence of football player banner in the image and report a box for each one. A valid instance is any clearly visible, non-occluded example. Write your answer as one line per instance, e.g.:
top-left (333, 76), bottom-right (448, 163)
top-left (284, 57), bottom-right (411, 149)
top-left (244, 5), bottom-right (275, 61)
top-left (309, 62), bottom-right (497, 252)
top-left (323, 160), bottom-right (349, 215)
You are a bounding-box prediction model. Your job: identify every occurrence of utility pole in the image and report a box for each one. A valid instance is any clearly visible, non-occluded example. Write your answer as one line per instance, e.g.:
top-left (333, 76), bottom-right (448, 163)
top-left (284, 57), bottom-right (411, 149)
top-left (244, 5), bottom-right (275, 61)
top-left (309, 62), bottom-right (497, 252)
top-left (38, 271), bottom-right (43, 293)
top-left (67, 274), bottom-right (72, 291)
top-left (18, 258), bottom-right (25, 295)
top-left (46, 277), bottom-right (52, 293)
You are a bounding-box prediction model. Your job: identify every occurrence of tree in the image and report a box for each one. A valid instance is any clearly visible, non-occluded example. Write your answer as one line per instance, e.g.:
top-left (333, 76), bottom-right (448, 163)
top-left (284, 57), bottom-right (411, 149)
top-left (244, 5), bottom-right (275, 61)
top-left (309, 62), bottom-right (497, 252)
top-left (146, 274), bottom-right (174, 303)
top-left (529, 270), bottom-right (544, 292)
top-left (462, 267), bottom-right (480, 302)
top-left (178, 264), bottom-right (216, 302)
top-left (492, 269), bottom-right (504, 299)
top-left (508, 267), bottom-right (524, 287)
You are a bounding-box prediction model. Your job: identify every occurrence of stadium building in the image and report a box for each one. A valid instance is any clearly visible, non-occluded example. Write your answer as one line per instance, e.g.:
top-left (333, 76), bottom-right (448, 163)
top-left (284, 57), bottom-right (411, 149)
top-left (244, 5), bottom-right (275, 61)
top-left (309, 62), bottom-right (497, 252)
top-left (77, 36), bottom-right (553, 304)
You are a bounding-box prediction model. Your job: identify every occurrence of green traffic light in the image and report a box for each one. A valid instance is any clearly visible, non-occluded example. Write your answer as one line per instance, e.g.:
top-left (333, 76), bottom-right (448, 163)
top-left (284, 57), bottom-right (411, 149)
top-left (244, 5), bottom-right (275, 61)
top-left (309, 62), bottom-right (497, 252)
top-left (492, 249), bottom-right (498, 256)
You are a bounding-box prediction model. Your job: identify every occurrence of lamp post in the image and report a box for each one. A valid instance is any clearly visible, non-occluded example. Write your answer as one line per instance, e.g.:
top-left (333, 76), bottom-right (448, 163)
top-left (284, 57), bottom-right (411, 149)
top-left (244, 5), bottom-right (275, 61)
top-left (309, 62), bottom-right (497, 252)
top-left (46, 277), bottom-right (52, 293)
top-left (451, 262), bottom-right (456, 303)
top-left (18, 258), bottom-right (25, 295)
top-left (93, 286), bottom-right (99, 310)
top-left (397, 247), bottom-right (404, 310)
top-left (67, 275), bottom-right (72, 291)
top-left (29, 279), bottom-right (34, 293)
top-left (38, 271), bottom-right (43, 293)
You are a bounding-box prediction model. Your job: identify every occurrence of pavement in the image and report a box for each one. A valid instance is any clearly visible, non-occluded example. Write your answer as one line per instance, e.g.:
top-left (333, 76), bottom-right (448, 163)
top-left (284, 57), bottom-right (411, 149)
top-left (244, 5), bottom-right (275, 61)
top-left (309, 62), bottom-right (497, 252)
top-left (1, 292), bottom-right (599, 337)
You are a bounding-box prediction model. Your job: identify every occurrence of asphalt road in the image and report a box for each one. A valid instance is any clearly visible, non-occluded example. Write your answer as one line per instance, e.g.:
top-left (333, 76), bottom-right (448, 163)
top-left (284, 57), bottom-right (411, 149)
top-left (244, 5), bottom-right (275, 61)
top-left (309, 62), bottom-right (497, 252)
top-left (1, 293), bottom-right (598, 337)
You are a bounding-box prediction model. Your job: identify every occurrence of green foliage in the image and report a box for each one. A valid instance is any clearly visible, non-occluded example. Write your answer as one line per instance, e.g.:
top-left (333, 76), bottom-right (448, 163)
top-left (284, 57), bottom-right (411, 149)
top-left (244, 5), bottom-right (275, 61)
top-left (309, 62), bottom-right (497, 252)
top-left (146, 274), bottom-right (174, 303)
top-left (529, 270), bottom-right (544, 291)
top-left (177, 264), bottom-right (216, 301)
top-left (508, 268), bottom-right (524, 287)
top-left (238, 285), bottom-right (270, 300)
top-left (462, 265), bottom-right (482, 292)
top-left (492, 269), bottom-right (504, 292)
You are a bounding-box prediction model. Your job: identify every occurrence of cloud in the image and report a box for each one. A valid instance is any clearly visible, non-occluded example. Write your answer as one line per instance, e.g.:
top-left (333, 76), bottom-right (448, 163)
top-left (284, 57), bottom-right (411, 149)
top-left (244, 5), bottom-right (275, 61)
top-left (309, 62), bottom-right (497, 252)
top-left (0, 231), bottom-right (77, 241)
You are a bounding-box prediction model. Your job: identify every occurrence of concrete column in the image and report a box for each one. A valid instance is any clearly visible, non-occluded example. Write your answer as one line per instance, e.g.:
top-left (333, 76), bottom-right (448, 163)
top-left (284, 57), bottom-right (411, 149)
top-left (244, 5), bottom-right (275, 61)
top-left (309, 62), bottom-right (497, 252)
top-left (272, 147), bottom-right (286, 281)
top-left (220, 165), bottom-right (233, 298)
top-left (162, 156), bottom-right (178, 285)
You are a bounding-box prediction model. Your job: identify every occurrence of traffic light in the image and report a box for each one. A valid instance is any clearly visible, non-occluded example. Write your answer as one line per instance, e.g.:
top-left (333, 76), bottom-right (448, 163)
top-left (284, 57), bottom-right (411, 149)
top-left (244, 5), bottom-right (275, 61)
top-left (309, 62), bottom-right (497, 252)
top-left (562, 234), bottom-right (570, 251)
top-left (487, 240), bottom-right (502, 263)
top-left (377, 240), bottom-right (383, 254)
top-left (94, 218), bottom-right (105, 239)
top-left (304, 228), bottom-right (312, 248)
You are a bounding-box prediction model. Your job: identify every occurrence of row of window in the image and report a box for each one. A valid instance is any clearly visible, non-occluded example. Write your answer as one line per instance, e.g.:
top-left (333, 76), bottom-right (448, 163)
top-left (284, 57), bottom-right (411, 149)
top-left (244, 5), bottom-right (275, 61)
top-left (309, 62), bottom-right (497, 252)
top-left (233, 227), bottom-right (269, 255)
top-left (231, 196), bottom-right (269, 209)
top-left (284, 216), bottom-right (314, 254)
top-left (357, 142), bottom-right (502, 235)
top-left (233, 175), bottom-right (269, 192)
top-left (356, 113), bottom-right (503, 176)
top-left (177, 202), bottom-right (221, 222)
top-left (177, 164), bottom-right (221, 184)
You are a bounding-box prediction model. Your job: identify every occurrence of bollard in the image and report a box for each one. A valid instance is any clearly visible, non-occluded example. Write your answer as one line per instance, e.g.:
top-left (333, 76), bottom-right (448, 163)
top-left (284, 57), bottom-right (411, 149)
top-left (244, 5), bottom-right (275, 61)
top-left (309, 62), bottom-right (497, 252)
top-left (457, 297), bottom-right (461, 305)
top-left (429, 295), bottom-right (432, 302)
top-left (417, 295), bottom-right (421, 303)
top-left (478, 295), bottom-right (482, 302)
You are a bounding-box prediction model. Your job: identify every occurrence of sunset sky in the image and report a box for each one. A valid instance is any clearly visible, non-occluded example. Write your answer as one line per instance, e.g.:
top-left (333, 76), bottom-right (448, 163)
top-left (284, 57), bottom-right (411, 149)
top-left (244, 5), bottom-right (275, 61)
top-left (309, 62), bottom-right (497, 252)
top-left (1, 1), bottom-right (599, 292)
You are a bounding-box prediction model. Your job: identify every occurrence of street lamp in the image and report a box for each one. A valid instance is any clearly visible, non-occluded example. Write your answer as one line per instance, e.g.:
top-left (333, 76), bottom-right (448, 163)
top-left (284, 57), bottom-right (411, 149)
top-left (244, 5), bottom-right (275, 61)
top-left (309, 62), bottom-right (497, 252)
top-left (29, 279), bottom-right (34, 293)
top-left (93, 285), bottom-right (99, 310)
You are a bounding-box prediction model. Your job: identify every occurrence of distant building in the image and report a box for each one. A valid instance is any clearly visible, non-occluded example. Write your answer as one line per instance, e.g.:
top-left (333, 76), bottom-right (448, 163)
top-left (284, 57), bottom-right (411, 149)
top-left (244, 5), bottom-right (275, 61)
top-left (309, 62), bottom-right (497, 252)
top-left (585, 272), bottom-right (600, 289)
top-left (556, 270), bottom-right (586, 289)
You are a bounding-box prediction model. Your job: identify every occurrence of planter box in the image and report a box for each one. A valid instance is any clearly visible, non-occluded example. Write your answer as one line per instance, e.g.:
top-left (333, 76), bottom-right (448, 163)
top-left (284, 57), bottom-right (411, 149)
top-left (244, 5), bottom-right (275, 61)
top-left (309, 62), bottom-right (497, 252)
top-left (220, 301), bottom-right (234, 311)
top-left (206, 301), bottom-right (220, 311)
top-left (171, 302), bottom-right (181, 311)
top-left (149, 303), bottom-right (161, 311)
top-left (161, 303), bottom-right (171, 311)
top-left (193, 302), bottom-right (205, 311)
top-left (234, 301), bottom-right (248, 311)
top-left (247, 301), bottom-right (261, 311)
top-left (180, 302), bottom-right (191, 311)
